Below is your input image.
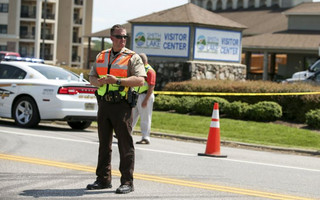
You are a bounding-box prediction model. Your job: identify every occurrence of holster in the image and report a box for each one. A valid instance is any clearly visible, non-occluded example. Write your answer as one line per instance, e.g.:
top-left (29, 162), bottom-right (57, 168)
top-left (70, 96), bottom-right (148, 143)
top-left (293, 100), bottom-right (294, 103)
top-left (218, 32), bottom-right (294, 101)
top-left (127, 88), bottom-right (139, 108)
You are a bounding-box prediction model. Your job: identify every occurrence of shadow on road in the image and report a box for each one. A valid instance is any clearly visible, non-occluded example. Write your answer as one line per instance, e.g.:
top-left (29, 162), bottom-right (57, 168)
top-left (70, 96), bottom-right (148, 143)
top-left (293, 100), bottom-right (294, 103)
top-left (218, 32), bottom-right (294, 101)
top-left (0, 119), bottom-right (93, 133)
top-left (20, 188), bottom-right (114, 198)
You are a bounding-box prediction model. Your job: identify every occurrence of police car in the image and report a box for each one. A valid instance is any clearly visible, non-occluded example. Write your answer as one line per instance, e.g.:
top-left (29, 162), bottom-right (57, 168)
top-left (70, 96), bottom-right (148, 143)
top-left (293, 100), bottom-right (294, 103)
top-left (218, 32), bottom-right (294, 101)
top-left (0, 58), bottom-right (97, 129)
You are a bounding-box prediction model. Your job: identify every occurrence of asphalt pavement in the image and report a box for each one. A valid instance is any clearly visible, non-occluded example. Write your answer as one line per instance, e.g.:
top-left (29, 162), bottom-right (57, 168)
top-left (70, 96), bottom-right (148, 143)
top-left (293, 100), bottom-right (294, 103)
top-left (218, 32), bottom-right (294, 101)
top-left (1, 120), bottom-right (320, 199)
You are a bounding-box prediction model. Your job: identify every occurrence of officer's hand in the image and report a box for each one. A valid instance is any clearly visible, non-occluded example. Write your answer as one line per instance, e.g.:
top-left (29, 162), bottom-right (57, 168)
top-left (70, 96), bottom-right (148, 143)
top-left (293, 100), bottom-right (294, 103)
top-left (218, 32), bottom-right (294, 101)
top-left (106, 74), bottom-right (117, 84)
top-left (97, 77), bottom-right (107, 85)
top-left (98, 75), bottom-right (117, 84)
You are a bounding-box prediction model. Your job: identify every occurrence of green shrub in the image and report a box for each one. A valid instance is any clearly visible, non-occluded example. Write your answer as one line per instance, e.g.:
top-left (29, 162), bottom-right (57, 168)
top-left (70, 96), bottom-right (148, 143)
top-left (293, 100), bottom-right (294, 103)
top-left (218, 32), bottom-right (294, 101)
top-left (224, 101), bottom-right (249, 119)
top-left (162, 80), bottom-right (320, 122)
top-left (154, 95), bottom-right (178, 111)
top-left (193, 97), bottom-right (229, 116)
top-left (247, 101), bottom-right (282, 121)
top-left (306, 109), bottom-right (320, 129)
top-left (174, 96), bottom-right (199, 114)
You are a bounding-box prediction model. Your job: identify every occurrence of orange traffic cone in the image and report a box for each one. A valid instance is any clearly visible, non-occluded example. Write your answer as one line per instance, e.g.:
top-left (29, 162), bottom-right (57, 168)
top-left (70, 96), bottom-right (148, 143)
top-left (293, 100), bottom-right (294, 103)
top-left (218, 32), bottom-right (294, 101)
top-left (198, 103), bottom-right (227, 158)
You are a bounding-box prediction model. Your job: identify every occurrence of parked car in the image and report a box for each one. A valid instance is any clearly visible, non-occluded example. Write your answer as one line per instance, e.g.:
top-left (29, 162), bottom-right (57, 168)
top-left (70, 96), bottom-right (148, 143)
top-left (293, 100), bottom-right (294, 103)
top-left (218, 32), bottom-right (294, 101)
top-left (0, 59), bottom-right (97, 129)
top-left (0, 51), bottom-right (21, 61)
top-left (285, 59), bottom-right (320, 83)
top-left (304, 70), bottom-right (320, 85)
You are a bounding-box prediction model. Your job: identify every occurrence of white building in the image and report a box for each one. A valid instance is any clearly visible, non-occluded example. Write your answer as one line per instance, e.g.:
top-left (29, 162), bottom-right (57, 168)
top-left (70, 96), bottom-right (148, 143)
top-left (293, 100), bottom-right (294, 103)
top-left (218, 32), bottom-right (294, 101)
top-left (0, 0), bottom-right (93, 68)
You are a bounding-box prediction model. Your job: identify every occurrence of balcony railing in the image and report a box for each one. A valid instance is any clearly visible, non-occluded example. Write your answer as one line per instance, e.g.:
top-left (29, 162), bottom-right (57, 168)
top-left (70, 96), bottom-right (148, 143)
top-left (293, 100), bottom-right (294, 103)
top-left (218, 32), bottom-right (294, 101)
top-left (42, 13), bottom-right (55, 20)
top-left (73, 37), bottom-right (82, 43)
top-left (40, 34), bottom-right (54, 40)
top-left (72, 55), bottom-right (80, 62)
top-left (21, 12), bottom-right (36, 18)
top-left (74, 0), bottom-right (83, 6)
top-left (20, 53), bottom-right (35, 58)
top-left (73, 18), bottom-right (82, 25)
top-left (40, 54), bottom-right (53, 60)
top-left (20, 34), bottom-right (35, 39)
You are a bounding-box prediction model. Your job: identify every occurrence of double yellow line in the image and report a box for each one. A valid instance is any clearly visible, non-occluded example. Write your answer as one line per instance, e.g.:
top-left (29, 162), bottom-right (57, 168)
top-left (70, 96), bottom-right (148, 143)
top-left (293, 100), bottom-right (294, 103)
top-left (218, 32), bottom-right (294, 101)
top-left (0, 153), bottom-right (314, 200)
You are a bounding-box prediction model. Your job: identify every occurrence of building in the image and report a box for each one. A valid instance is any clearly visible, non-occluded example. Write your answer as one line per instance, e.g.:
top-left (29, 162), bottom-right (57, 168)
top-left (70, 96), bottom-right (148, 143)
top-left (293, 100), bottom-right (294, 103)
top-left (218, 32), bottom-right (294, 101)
top-left (190, 0), bottom-right (313, 10)
top-left (87, 3), bottom-right (249, 89)
top-left (0, 0), bottom-right (93, 68)
top-left (129, 3), bottom-right (247, 89)
top-left (190, 0), bottom-right (320, 81)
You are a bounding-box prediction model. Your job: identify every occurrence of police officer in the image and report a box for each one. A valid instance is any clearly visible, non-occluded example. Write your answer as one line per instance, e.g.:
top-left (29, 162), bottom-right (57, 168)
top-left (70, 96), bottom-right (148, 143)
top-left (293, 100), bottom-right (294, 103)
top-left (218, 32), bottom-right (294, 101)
top-left (133, 53), bottom-right (156, 144)
top-left (87, 24), bottom-right (146, 194)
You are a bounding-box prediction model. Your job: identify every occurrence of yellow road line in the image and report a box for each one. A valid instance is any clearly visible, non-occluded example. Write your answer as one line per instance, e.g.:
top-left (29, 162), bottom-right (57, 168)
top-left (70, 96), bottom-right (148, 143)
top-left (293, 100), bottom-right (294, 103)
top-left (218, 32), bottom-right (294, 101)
top-left (154, 91), bottom-right (320, 96)
top-left (0, 153), bottom-right (314, 200)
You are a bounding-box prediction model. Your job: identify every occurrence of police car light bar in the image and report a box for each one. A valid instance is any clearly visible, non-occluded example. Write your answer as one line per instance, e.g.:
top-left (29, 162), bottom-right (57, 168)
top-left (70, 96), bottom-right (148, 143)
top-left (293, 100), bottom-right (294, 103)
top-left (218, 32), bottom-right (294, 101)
top-left (2, 56), bottom-right (45, 64)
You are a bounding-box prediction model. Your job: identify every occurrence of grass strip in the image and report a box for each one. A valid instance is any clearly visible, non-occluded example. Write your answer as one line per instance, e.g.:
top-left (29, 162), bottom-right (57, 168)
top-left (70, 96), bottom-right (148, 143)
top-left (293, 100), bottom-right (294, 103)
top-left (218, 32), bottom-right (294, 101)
top-left (139, 111), bottom-right (320, 150)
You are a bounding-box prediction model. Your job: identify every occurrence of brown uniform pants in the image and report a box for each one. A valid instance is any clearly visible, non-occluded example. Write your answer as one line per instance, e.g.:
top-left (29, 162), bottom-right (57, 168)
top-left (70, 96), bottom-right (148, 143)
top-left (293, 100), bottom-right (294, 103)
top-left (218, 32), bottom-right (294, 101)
top-left (96, 99), bottom-right (135, 186)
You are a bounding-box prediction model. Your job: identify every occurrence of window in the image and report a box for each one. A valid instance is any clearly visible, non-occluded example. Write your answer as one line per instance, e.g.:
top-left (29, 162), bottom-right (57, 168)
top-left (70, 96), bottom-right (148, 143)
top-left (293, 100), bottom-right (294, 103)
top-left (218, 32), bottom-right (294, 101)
top-left (19, 46), bottom-right (28, 57)
top-left (0, 45), bottom-right (6, 51)
top-left (206, 1), bottom-right (212, 11)
top-left (0, 64), bottom-right (27, 79)
top-left (314, 73), bottom-right (320, 82)
top-left (0, 3), bottom-right (8, 13)
top-left (216, 0), bottom-right (223, 10)
top-left (29, 65), bottom-right (79, 80)
top-left (310, 60), bottom-right (320, 72)
top-left (20, 26), bottom-right (28, 37)
top-left (21, 5), bottom-right (28, 17)
top-left (0, 25), bottom-right (7, 34)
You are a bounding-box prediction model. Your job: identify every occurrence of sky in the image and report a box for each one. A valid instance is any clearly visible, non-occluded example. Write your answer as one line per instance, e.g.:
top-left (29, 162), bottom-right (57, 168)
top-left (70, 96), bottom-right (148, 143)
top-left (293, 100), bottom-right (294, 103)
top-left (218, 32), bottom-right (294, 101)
top-left (92, 0), bottom-right (189, 33)
top-left (92, 0), bottom-right (320, 33)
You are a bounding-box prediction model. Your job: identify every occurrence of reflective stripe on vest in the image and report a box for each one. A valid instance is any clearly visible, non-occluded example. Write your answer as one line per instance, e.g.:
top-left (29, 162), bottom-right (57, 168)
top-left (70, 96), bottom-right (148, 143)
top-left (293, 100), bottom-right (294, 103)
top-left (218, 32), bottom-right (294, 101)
top-left (135, 64), bottom-right (155, 93)
top-left (95, 49), bottom-right (133, 96)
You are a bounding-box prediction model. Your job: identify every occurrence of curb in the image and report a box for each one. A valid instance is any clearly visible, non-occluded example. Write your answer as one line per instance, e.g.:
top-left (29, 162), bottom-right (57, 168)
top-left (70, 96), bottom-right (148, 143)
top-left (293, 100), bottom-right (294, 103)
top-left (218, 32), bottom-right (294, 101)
top-left (133, 130), bottom-right (320, 157)
top-left (52, 121), bottom-right (320, 157)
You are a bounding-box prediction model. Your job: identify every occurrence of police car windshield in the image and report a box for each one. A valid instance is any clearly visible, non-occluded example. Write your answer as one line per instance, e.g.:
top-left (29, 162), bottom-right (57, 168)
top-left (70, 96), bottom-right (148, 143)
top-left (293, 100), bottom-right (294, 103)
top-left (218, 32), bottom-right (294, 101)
top-left (29, 65), bottom-right (79, 81)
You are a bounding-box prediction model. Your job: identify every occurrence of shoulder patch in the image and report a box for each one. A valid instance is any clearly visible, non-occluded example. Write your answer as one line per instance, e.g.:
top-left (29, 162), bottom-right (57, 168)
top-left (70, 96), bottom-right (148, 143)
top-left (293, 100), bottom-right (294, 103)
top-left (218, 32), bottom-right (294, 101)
top-left (123, 48), bottom-right (135, 55)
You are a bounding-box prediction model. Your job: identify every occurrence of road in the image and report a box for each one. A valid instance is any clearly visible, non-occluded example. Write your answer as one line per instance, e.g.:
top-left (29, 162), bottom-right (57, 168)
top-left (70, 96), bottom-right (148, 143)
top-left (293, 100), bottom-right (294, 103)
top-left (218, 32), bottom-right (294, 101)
top-left (0, 119), bottom-right (319, 200)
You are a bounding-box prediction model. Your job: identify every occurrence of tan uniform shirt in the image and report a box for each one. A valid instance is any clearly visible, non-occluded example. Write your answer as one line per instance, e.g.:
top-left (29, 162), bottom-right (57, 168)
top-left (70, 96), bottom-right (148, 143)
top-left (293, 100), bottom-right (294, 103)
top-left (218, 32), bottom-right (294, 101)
top-left (89, 47), bottom-right (146, 78)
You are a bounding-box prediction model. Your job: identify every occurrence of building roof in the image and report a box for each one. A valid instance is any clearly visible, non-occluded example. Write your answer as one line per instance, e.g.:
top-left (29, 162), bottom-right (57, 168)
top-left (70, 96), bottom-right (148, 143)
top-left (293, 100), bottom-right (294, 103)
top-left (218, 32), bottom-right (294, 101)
top-left (216, 6), bottom-right (288, 36)
top-left (239, 2), bottom-right (320, 54)
top-left (88, 3), bottom-right (246, 38)
top-left (87, 3), bottom-right (320, 55)
top-left (242, 30), bottom-right (320, 53)
top-left (284, 2), bottom-right (320, 15)
top-left (129, 3), bottom-right (246, 30)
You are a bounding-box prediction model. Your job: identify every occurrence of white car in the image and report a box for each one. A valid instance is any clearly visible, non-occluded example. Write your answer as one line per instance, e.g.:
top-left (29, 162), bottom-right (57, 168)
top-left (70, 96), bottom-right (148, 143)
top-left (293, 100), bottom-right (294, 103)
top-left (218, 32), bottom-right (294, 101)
top-left (0, 60), bottom-right (98, 129)
top-left (285, 59), bottom-right (320, 83)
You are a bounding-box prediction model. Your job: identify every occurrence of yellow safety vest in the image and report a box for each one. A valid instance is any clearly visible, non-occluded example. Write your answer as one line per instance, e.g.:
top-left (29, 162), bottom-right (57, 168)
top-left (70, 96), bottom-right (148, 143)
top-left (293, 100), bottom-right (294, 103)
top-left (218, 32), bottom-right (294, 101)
top-left (95, 49), bottom-right (133, 96)
top-left (135, 64), bottom-right (155, 93)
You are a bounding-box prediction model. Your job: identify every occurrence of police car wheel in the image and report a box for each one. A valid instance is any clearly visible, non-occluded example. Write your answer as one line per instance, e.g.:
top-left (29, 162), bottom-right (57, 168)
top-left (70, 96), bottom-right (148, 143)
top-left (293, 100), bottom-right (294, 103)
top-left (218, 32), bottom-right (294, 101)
top-left (67, 121), bottom-right (92, 130)
top-left (13, 96), bottom-right (40, 128)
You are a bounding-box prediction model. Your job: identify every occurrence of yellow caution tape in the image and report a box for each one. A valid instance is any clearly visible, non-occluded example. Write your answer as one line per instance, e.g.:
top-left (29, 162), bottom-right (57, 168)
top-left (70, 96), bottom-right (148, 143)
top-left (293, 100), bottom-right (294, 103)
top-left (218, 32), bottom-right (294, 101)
top-left (154, 91), bottom-right (320, 96)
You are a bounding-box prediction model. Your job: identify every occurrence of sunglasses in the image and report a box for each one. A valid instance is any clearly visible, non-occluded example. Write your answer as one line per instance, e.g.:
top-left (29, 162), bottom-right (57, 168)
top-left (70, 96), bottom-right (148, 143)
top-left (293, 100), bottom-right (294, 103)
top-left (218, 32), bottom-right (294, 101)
top-left (112, 35), bottom-right (128, 39)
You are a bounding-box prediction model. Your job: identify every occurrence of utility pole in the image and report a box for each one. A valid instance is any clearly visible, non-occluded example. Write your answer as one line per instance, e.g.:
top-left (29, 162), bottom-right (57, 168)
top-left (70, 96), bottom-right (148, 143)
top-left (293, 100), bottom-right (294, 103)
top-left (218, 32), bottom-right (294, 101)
top-left (41, 0), bottom-right (47, 59)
